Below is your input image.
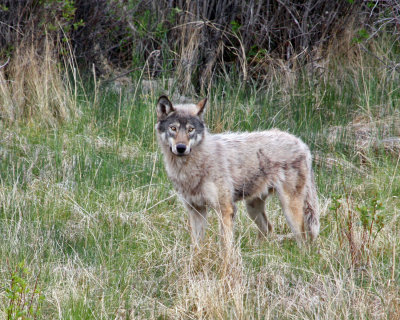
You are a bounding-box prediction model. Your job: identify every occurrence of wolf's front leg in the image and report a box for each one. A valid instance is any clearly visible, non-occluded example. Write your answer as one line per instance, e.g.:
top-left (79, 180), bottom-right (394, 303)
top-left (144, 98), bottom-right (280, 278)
top-left (185, 203), bottom-right (208, 247)
top-left (219, 200), bottom-right (236, 251)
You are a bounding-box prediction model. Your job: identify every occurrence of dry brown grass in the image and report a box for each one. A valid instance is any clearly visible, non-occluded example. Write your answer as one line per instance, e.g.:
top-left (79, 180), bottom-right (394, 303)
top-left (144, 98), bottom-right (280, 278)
top-left (0, 38), bottom-right (77, 126)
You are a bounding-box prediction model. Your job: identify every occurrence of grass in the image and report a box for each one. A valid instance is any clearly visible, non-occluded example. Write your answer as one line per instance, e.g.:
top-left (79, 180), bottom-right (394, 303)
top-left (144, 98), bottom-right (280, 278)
top-left (1, 48), bottom-right (400, 319)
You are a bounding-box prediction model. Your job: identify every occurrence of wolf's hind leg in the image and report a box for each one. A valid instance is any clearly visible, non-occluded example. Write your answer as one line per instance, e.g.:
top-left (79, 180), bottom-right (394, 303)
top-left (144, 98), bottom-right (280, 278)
top-left (277, 189), bottom-right (306, 242)
top-left (245, 197), bottom-right (273, 237)
top-left (185, 203), bottom-right (207, 246)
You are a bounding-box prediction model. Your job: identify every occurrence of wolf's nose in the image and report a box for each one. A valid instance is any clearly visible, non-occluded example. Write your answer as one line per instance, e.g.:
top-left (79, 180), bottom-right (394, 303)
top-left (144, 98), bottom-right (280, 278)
top-left (176, 144), bottom-right (187, 154)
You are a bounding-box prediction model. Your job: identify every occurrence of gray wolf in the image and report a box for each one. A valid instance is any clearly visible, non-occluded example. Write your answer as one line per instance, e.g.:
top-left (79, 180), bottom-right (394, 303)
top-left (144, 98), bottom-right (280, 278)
top-left (155, 95), bottom-right (320, 247)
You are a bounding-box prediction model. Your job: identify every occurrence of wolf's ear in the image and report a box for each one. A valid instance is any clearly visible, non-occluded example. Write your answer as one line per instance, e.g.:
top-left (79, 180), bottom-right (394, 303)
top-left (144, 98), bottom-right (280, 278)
top-left (157, 96), bottom-right (174, 120)
top-left (196, 98), bottom-right (207, 118)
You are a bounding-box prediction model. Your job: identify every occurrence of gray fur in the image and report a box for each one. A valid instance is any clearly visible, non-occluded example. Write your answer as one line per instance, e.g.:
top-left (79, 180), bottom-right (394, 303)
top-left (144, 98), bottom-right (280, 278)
top-left (156, 96), bottom-right (320, 246)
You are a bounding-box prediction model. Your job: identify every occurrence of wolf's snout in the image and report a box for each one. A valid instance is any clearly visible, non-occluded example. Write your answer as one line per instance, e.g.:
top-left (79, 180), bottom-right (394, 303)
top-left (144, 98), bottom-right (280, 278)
top-left (176, 144), bottom-right (187, 154)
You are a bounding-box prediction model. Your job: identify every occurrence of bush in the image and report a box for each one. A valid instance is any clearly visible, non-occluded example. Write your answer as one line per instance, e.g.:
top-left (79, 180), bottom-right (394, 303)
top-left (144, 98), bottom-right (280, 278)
top-left (1, 1), bottom-right (399, 94)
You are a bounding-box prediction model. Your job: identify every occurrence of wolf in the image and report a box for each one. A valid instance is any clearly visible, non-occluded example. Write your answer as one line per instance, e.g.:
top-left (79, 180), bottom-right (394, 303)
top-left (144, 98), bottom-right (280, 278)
top-left (155, 95), bottom-right (319, 247)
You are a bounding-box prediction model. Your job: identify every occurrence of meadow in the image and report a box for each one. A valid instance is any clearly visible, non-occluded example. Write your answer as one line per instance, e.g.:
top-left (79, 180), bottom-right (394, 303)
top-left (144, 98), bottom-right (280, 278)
top-left (1, 43), bottom-right (399, 319)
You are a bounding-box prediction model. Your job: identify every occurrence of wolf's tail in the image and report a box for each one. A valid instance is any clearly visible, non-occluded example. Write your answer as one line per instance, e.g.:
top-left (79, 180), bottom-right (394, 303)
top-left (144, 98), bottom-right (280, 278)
top-left (304, 170), bottom-right (320, 240)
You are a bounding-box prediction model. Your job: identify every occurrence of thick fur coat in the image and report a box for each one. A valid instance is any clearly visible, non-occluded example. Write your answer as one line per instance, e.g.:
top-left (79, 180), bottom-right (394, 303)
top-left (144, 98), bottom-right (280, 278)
top-left (156, 96), bottom-right (320, 246)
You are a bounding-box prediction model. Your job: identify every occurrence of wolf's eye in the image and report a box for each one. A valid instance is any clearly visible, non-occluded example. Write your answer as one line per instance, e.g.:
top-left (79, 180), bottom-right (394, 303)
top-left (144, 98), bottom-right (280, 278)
top-left (170, 126), bottom-right (177, 131)
top-left (188, 127), bottom-right (194, 133)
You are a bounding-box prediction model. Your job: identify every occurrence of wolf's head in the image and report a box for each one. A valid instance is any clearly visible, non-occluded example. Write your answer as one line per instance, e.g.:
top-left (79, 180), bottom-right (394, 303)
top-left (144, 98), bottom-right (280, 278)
top-left (156, 96), bottom-right (207, 156)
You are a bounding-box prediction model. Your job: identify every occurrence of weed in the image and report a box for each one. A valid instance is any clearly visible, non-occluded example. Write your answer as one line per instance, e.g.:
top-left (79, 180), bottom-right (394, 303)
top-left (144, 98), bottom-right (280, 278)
top-left (4, 260), bottom-right (44, 320)
top-left (356, 198), bottom-right (385, 261)
top-left (330, 192), bottom-right (387, 268)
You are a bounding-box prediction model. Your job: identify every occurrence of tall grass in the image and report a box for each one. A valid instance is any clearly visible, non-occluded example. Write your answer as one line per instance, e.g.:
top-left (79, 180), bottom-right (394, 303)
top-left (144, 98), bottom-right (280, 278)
top-left (0, 37), bottom-right (78, 126)
top-left (0, 40), bottom-right (399, 318)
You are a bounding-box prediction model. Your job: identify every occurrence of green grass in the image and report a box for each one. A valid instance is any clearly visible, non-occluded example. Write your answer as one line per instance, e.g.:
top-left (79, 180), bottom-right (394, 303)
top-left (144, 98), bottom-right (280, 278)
top-left (1, 60), bottom-right (399, 319)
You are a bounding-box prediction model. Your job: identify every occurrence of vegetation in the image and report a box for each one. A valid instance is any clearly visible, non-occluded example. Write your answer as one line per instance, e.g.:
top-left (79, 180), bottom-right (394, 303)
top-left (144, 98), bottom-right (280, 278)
top-left (1, 1), bottom-right (400, 90)
top-left (0, 1), bottom-right (399, 319)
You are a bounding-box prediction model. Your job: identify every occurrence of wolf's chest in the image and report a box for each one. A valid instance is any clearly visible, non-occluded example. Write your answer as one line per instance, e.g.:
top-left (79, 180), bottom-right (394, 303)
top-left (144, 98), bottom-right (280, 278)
top-left (167, 164), bottom-right (224, 207)
top-left (166, 163), bottom-right (206, 200)
top-left (168, 167), bottom-right (202, 191)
